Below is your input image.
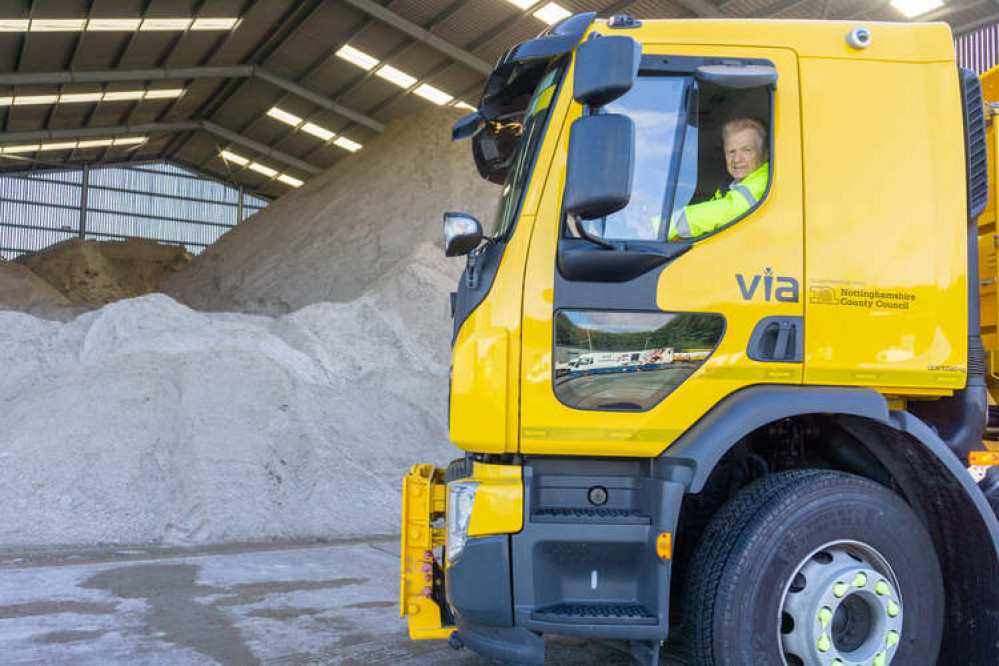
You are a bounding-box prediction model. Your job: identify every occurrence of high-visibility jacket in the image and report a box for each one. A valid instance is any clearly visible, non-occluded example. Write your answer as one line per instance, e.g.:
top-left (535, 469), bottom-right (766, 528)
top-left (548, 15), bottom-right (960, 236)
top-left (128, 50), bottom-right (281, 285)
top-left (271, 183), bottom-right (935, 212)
top-left (668, 162), bottom-right (769, 240)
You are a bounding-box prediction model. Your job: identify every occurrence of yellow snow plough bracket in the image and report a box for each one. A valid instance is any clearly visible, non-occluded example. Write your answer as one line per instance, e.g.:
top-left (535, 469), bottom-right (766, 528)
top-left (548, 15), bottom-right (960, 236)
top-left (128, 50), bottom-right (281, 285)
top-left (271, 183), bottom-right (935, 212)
top-left (399, 464), bottom-right (454, 640)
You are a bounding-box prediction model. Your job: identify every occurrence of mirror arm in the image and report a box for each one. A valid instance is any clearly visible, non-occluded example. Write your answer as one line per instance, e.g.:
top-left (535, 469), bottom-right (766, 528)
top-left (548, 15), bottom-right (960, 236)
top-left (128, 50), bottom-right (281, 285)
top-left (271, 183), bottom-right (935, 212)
top-left (465, 237), bottom-right (496, 288)
top-left (570, 214), bottom-right (617, 250)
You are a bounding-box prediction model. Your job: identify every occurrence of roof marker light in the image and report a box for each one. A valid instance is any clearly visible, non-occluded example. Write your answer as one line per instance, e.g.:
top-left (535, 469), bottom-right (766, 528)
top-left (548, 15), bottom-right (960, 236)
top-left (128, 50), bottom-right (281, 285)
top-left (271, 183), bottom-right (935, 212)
top-left (336, 45), bottom-right (379, 71)
top-left (533, 2), bottom-right (571, 24)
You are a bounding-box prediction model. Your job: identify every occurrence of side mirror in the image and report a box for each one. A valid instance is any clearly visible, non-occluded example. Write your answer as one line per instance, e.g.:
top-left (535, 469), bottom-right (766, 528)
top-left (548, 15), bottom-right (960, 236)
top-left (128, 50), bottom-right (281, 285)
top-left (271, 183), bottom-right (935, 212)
top-left (444, 212), bottom-right (483, 257)
top-left (564, 114), bottom-right (634, 220)
top-left (573, 35), bottom-right (640, 107)
top-left (451, 111), bottom-right (484, 141)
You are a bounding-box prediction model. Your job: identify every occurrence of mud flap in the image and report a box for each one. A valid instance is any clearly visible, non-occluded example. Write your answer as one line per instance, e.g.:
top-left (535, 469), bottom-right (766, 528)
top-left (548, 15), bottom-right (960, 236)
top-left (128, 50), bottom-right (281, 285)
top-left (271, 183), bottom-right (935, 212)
top-left (400, 463), bottom-right (455, 640)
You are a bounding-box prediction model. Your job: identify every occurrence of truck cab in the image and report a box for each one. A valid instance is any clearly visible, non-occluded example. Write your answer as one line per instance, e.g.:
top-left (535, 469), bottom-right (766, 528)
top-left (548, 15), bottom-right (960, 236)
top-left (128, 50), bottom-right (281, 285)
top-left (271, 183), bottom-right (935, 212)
top-left (401, 13), bottom-right (999, 665)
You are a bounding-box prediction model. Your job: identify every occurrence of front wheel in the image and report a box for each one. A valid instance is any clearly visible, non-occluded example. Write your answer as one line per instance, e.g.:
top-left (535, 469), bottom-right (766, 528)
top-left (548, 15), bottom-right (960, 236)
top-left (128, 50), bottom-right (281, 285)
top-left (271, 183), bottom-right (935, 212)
top-left (683, 469), bottom-right (943, 666)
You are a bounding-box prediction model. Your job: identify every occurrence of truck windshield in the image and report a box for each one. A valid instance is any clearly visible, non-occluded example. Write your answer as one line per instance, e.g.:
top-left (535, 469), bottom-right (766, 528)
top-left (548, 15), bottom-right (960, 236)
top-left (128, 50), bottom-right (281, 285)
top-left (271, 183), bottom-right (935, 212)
top-left (488, 64), bottom-right (564, 240)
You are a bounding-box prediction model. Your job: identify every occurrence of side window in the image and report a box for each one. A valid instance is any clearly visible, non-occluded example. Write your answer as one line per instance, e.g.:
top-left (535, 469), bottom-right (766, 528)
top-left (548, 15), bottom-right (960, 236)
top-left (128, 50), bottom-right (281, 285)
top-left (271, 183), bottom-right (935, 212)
top-left (574, 70), bottom-right (773, 243)
top-left (668, 82), bottom-right (772, 241)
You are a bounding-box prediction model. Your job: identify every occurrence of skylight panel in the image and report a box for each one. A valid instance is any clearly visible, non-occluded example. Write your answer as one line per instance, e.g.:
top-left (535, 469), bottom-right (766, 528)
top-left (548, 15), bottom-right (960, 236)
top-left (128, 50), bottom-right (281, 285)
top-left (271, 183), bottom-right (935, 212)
top-left (301, 122), bottom-right (335, 141)
top-left (889, 0), bottom-right (943, 16)
top-left (414, 84), bottom-right (453, 106)
top-left (533, 2), bottom-right (571, 25)
top-left (504, 0), bottom-right (541, 9)
top-left (334, 137), bottom-right (362, 152)
top-left (0, 19), bottom-right (29, 31)
top-left (86, 18), bottom-right (141, 31)
top-left (453, 101), bottom-right (477, 112)
top-left (266, 107), bottom-right (304, 127)
top-left (76, 139), bottom-right (115, 149)
top-left (31, 19), bottom-right (87, 31)
top-left (248, 162), bottom-right (278, 178)
top-left (143, 88), bottom-right (184, 99)
top-left (375, 65), bottom-right (417, 89)
top-left (220, 150), bottom-right (249, 166)
top-left (140, 18), bottom-right (192, 31)
top-left (102, 90), bottom-right (145, 102)
top-left (13, 94), bottom-right (58, 105)
top-left (191, 17), bottom-right (241, 30)
top-left (41, 141), bottom-right (78, 151)
top-left (112, 136), bottom-right (148, 146)
top-left (336, 45), bottom-right (379, 71)
top-left (277, 174), bottom-right (304, 188)
top-left (59, 92), bottom-right (104, 103)
top-left (0, 144), bottom-right (41, 154)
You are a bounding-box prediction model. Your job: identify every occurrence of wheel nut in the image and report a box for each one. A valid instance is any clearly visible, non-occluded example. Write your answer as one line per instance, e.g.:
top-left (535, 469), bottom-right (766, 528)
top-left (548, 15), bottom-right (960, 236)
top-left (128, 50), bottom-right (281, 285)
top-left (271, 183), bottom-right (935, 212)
top-left (875, 579), bottom-right (890, 595)
top-left (817, 633), bottom-right (831, 652)
top-left (887, 600), bottom-right (900, 617)
top-left (887, 630), bottom-right (899, 648)
top-left (833, 582), bottom-right (848, 598)
top-left (818, 606), bottom-right (832, 628)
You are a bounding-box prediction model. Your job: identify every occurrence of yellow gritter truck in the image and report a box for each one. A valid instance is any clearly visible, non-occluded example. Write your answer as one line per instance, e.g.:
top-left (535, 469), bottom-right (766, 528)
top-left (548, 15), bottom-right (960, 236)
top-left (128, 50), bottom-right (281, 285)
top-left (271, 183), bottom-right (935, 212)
top-left (400, 13), bottom-right (999, 665)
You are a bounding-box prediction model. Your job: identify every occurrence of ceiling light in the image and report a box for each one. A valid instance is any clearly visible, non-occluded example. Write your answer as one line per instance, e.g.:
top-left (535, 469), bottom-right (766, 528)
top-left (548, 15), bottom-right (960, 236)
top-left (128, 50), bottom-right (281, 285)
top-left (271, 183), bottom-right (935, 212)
top-left (453, 101), bottom-right (477, 112)
top-left (266, 106), bottom-right (303, 127)
top-left (86, 18), bottom-right (141, 31)
top-left (0, 19), bottom-right (29, 31)
top-left (59, 92), bottom-right (104, 103)
top-left (0, 97), bottom-right (11, 106)
top-left (533, 2), bottom-right (571, 24)
top-left (301, 122), bottom-right (335, 141)
top-left (248, 162), bottom-right (278, 178)
top-left (375, 65), bottom-right (417, 89)
top-left (103, 90), bottom-right (145, 102)
top-left (334, 137), bottom-right (362, 152)
top-left (112, 136), bottom-right (147, 145)
top-left (0, 144), bottom-right (40, 154)
top-left (504, 0), bottom-right (541, 9)
top-left (144, 88), bottom-right (184, 99)
top-left (191, 17), bottom-right (240, 30)
top-left (220, 150), bottom-right (249, 166)
top-left (277, 174), bottom-right (304, 188)
top-left (336, 45), bottom-right (379, 71)
top-left (889, 0), bottom-right (943, 16)
top-left (14, 94), bottom-right (59, 105)
top-left (31, 18), bottom-right (87, 31)
top-left (414, 84), bottom-right (453, 105)
top-left (140, 18), bottom-right (192, 31)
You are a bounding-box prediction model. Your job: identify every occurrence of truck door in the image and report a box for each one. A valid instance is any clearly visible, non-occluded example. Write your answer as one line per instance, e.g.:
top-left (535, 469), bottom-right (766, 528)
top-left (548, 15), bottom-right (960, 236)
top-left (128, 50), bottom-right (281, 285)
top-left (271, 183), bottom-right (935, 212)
top-left (520, 47), bottom-right (803, 457)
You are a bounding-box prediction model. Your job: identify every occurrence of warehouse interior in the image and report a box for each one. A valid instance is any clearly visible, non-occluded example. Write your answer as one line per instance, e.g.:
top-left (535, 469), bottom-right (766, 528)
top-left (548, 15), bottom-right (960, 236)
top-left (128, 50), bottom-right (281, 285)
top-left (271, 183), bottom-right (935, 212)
top-left (1, 0), bottom-right (997, 663)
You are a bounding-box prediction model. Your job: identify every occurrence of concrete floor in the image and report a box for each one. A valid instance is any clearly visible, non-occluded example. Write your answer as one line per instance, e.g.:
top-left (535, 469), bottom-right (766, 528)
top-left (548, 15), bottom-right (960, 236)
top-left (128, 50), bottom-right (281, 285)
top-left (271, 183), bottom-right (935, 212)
top-left (0, 537), bottom-right (686, 665)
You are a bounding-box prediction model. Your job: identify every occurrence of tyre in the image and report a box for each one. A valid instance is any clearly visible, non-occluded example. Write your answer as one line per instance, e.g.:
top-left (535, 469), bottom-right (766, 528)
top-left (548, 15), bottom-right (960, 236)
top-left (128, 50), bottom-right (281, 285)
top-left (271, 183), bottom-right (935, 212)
top-left (684, 469), bottom-right (944, 666)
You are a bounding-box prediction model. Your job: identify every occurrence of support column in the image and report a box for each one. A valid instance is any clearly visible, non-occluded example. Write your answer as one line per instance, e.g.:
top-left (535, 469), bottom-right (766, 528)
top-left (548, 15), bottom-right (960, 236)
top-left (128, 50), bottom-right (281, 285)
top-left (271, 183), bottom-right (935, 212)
top-left (78, 164), bottom-right (89, 239)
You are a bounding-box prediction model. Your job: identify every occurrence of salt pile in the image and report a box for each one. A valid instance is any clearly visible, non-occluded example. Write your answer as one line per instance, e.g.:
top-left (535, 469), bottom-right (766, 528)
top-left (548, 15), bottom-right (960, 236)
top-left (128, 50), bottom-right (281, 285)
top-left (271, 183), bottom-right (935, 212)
top-left (0, 244), bottom-right (464, 547)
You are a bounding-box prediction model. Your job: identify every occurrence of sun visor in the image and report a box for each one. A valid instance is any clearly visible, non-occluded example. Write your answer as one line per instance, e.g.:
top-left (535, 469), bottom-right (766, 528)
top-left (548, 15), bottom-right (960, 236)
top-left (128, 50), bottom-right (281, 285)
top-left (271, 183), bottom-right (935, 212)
top-left (478, 12), bottom-right (595, 121)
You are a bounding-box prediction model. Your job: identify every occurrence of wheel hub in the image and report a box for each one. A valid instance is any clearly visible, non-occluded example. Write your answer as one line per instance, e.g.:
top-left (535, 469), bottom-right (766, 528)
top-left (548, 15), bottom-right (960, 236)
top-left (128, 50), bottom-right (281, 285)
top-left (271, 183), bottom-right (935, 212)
top-left (780, 543), bottom-right (903, 666)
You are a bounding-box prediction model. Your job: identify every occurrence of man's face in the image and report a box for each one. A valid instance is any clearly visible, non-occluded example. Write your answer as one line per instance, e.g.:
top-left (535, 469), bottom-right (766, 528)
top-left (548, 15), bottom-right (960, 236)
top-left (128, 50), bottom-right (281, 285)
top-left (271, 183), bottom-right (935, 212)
top-left (724, 128), bottom-right (766, 181)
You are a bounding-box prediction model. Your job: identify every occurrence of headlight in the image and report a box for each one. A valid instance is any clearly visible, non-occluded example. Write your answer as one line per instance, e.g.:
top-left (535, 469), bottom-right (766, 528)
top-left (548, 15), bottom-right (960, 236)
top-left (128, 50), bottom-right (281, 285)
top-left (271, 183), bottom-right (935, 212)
top-left (447, 481), bottom-right (479, 564)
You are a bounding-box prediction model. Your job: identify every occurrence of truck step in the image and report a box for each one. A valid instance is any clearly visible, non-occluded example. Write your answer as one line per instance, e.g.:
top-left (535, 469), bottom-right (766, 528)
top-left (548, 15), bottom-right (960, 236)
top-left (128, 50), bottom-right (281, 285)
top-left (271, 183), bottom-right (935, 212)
top-left (531, 507), bottom-right (650, 524)
top-left (531, 602), bottom-right (657, 625)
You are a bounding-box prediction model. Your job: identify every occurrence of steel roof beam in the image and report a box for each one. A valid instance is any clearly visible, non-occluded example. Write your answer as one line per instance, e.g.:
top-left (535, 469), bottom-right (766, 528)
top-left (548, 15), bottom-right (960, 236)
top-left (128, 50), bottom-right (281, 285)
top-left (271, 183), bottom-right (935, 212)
top-left (0, 121), bottom-right (322, 175)
top-left (338, 0), bottom-right (493, 75)
top-left (0, 66), bottom-right (385, 132)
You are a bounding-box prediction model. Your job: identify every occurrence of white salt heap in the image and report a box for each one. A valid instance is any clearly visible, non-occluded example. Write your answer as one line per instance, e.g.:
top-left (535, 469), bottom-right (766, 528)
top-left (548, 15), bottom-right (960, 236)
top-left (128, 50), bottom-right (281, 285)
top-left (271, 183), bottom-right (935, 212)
top-left (0, 244), bottom-right (463, 547)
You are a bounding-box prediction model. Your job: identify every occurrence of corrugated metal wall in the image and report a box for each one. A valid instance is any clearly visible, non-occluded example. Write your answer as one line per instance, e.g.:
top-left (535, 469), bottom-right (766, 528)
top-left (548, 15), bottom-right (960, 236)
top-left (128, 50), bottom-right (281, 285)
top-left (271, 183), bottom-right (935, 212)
top-left (956, 23), bottom-right (999, 75)
top-left (0, 162), bottom-right (267, 259)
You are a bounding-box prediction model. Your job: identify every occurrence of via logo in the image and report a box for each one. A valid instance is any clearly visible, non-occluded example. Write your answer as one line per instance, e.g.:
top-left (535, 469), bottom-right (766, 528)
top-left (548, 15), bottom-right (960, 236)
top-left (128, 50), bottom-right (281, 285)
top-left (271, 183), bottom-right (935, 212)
top-left (736, 268), bottom-right (800, 303)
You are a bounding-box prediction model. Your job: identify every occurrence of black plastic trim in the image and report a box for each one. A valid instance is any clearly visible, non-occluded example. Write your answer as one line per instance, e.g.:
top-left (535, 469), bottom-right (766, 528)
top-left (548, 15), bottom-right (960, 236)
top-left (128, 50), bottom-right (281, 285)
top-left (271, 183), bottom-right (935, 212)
top-left (451, 241), bottom-right (506, 343)
top-left (657, 385), bottom-right (890, 491)
top-left (447, 535), bottom-right (514, 628)
top-left (454, 618), bottom-right (545, 665)
top-left (959, 67), bottom-right (988, 219)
